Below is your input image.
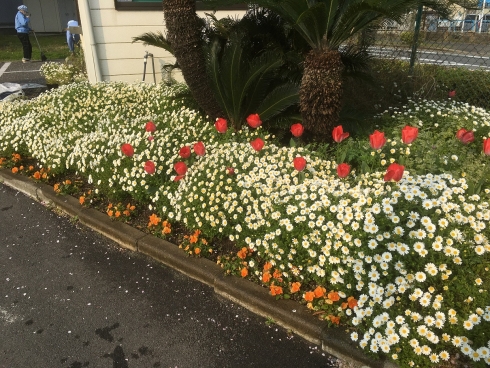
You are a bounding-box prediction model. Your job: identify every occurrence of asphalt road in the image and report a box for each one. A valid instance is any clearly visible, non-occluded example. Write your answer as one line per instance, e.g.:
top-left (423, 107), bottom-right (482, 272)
top-left (0, 183), bottom-right (336, 368)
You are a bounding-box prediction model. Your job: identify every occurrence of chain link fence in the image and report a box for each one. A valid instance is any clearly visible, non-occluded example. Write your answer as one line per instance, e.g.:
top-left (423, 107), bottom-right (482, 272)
top-left (343, 8), bottom-right (490, 117)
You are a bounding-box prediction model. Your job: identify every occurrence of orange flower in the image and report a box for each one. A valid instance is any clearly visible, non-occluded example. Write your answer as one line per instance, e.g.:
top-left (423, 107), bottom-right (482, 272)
top-left (194, 248), bottom-right (201, 255)
top-left (123, 210), bottom-right (130, 216)
top-left (341, 302), bottom-right (348, 310)
top-left (290, 282), bottom-right (301, 293)
top-left (314, 286), bottom-right (325, 298)
top-left (348, 296), bottom-right (358, 309)
top-left (115, 211), bottom-right (121, 218)
top-left (329, 315), bottom-right (340, 325)
top-left (263, 262), bottom-right (273, 271)
top-left (11, 167), bottom-right (18, 173)
top-left (240, 267), bottom-right (248, 278)
top-left (107, 203), bottom-right (113, 209)
top-left (53, 183), bottom-right (60, 192)
top-left (107, 210), bottom-right (114, 217)
top-left (148, 213), bottom-right (161, 227)
top-left (273, 269), bottom-right (282, 280)
top-left (162, 226), bottom-right (171, 235)
top-left (28, 165), bottom-right (34, 171)
top-left (237, 247), bottom-right (248, 259)
top-left (262, 271), bottom-right (271, 283)
top-left (12, 153), bottom-right (21, 162)
top-left (64, 180), bottom-right (72, 185)
top-left (304, 291), bottom-right (315, 302)
top-left (33, 171), bottom-right (41, 180)
top-left (79, 196), bottom-right (85, 205)
top-left (18, 165), bottom-right (24, 171)
top-left (270, 285), bottom-right (283, 296)
top-left (41, 172), bottom-right (47, 179)
top-left (327, 291), bottom-right (340, 302)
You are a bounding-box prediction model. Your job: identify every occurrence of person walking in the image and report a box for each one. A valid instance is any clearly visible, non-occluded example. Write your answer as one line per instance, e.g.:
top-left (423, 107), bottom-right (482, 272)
top-left (66, 20), bottom-right (80, 53)
top-left (15, 5), bottom-right (32, 63)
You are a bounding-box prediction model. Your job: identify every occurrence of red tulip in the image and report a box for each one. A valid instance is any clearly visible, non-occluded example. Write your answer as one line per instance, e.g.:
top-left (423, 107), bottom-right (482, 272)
top-left (174, 161), bottom-right (188, 175)
top-left (121, 143), bottom-right (134, 157)
top-left (174, 175), bottom-right (185, 182)
top-left (484, 138), bottom-right (490, 155)
top-left (337, 163), bottom-right (351, 178)
top-left (456, 128), bottom-right (474, 144)
top-left (144, 160), bottom-right (155, 174)
top-left (448, 90), bottom-right (456, 98)
top-left (290, 123), bottom-right (304, 137)
top-left (215, 118), bottom-right (228, 133)
top-left (250, 137), bottom-right (265, 151)
top-left (370, 130), bottom-right (386, 150)
top-left (332, 125), bottom-right (349, 143)
top-left (246, 114), bottom-right (262, 128)
top-left (384, 163), bottom-right (405, 182)
top-left (194, 141), bottom-right (206, 156)
top-left (179, 146), bottom-right (191, 159)
top-left (293, 157), bottom-right (307, 171)
top-left (145, 121), bottom-right (156, 132)
top-left (226, 167), bottom-right (235, 175)
top-left (401, 125), bottom-right (418, 144)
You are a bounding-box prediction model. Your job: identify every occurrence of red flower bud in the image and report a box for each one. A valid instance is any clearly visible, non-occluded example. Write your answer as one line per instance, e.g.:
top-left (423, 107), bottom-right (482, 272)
top-left (401, 125), bottom-right (418, 144)
top-left (145, 121), bottom-right (156, 132)
top-left (370, 130), bottom-right (386, 150)
top-left (174, 161), bottom-right (188, 176)
top-left (456, 128), bottom-right (474, 144)
top-left (293, 156), bottom-right (306, 171)
top-left (384, 163), bottom-right (405, 182)
top-left (484, 138), bottom-right (490, 155)
top-left (246, 114), bottom-right (262, 128)
top-left (337, 163), bottom-right (351, 178)
top-left (226, 167), bottom-right (235, 175)
top-left (448, 90), bottom-right (456, 98)
top-left (179, 146), bottom-right (191, 159)
top-left (148, 136), bottom-right (154, 141)
top-left (250, 137), bottom-right (265, 151)
top-left (332, 125), bottom-right (349, 143)
top-left (193, 141), bottom-right (206, 156)
top-left (290, 123), bottom-right (304, 137)
top-left (215, 118), bottom-right (228, 133)
top-left (121, 143), bottom-right (134, 157)
top-left (144, 160), bottom-right (155, 174)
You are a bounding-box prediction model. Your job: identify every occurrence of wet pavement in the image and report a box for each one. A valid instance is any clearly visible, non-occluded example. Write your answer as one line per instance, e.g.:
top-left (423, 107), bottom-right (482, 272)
top-left (0, 183), bottom-right (337, 368)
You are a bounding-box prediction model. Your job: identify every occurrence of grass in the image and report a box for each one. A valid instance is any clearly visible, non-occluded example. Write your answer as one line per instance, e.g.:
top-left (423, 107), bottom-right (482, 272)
top-left (0, 33), bottom-right (72, 61)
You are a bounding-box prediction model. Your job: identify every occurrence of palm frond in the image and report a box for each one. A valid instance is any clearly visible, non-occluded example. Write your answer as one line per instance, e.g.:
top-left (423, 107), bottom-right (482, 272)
top-left (257, 84), bottom-right (299, 121)
top-left (132, 31), bottom-right (175, 55)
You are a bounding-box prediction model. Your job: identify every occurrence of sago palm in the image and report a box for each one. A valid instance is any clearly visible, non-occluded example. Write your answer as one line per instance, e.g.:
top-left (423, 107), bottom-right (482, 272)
top-left (208, 0), bottom-right (446, 137)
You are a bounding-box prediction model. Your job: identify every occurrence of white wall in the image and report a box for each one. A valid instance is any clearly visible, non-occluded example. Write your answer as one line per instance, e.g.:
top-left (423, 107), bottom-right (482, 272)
top-left (24, 0), bottom-right (62, 32)
top-left (78, 0), bottom-right (246, 84)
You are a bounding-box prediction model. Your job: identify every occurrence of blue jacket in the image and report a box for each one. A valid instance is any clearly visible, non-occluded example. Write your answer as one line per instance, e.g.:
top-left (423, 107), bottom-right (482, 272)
top-left (15, 11), bottom-right (31, 33)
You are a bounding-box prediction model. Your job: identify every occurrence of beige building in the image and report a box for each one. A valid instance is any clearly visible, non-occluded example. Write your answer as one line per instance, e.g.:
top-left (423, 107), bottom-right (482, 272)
top-left (77, 0), bottom-right (246, 84)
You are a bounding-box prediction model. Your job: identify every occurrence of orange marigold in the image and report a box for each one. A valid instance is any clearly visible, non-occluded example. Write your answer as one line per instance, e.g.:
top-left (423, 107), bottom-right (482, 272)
top-left (237, 247), bottom-right (248, 259)
top-left (240, 267), bottom-right (248, 278)
top-left (329, 315), bottom-right (340, 325)
top-left (347, 296), bottom-right (358, 309)
top-left (33, 171), bottom-right (41, 180)
top-left (11, 167), bottom-right (18, 173)
top-left (148, 213), bottom-right (161, 227)
top-left (115, 211), bottom-right (121, 218)
top-left (327, 291), bottom-right (340, 302)
top-left (270, 285), bottom-right (283, 296)
top-left (314, 286), bottom-right (325, 298)
top-left (123, 210), bottom-right (130, 217)
top-left (28, 165), bottom-right (34, 171)
top-left (262, 271), bottom-right (271, 283)
top-left (290, 282), bottom-right (301, 293)
top-left (162, 226), bottom-right (171, 235)
top-left (79, 196), bottom-right (85, 205)
top-left (107, 210), bottom-right (114, 217)
top-left (272, 269), bottom-right (282, 280)
top-left (64, 180), bottom-right (72, 185)
top-left (263, 262), bottom-right (273, 271)
top-left (194, 248), bottom-right (201, 255)
top-left (304, 291), bottom-right (315, 302)
top-left (53, 183), bottom-right (60, 192)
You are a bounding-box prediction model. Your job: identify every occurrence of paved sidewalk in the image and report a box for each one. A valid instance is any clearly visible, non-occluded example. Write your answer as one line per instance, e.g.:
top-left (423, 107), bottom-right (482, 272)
top-left (0, 182), bottom-right (335, 368)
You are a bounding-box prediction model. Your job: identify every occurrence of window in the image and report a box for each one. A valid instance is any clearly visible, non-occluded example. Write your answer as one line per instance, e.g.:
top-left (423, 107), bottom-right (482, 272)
top-left (114, 0), bottom-right (247, 11)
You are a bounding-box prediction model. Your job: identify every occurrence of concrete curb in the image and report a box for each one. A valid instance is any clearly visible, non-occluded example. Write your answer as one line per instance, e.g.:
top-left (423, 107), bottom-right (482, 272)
top-left (0, 168), bottom-right (396, 368)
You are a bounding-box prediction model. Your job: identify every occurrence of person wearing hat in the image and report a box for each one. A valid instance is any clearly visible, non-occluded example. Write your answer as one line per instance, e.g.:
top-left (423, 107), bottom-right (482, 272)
top-left (15, 5), bottom-right (32, 63)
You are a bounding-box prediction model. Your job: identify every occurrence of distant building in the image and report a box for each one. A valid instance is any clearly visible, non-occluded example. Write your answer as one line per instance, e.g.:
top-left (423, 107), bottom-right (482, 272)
top-left (1, 0), bottom-right (79, 33)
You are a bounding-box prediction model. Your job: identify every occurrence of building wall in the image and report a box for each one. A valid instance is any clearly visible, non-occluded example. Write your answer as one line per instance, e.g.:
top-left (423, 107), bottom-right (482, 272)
top-left (78, 0), bottom-right (246, 84)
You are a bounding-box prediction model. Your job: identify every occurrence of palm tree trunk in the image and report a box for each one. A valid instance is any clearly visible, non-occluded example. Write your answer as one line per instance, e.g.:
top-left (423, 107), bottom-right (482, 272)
top-left (299, 49), bottom-right (344, 137)
top-left (163, 0), bottom-right (223, 120)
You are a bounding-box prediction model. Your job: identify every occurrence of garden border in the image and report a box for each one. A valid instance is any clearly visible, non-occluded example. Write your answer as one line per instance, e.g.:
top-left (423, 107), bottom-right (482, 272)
top-left (0, 168), bottom-right (397, 368)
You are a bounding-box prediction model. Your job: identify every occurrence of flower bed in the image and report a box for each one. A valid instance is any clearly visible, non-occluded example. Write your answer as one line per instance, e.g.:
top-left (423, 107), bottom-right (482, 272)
top-left (1, 82), bottom-right (489, 368)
